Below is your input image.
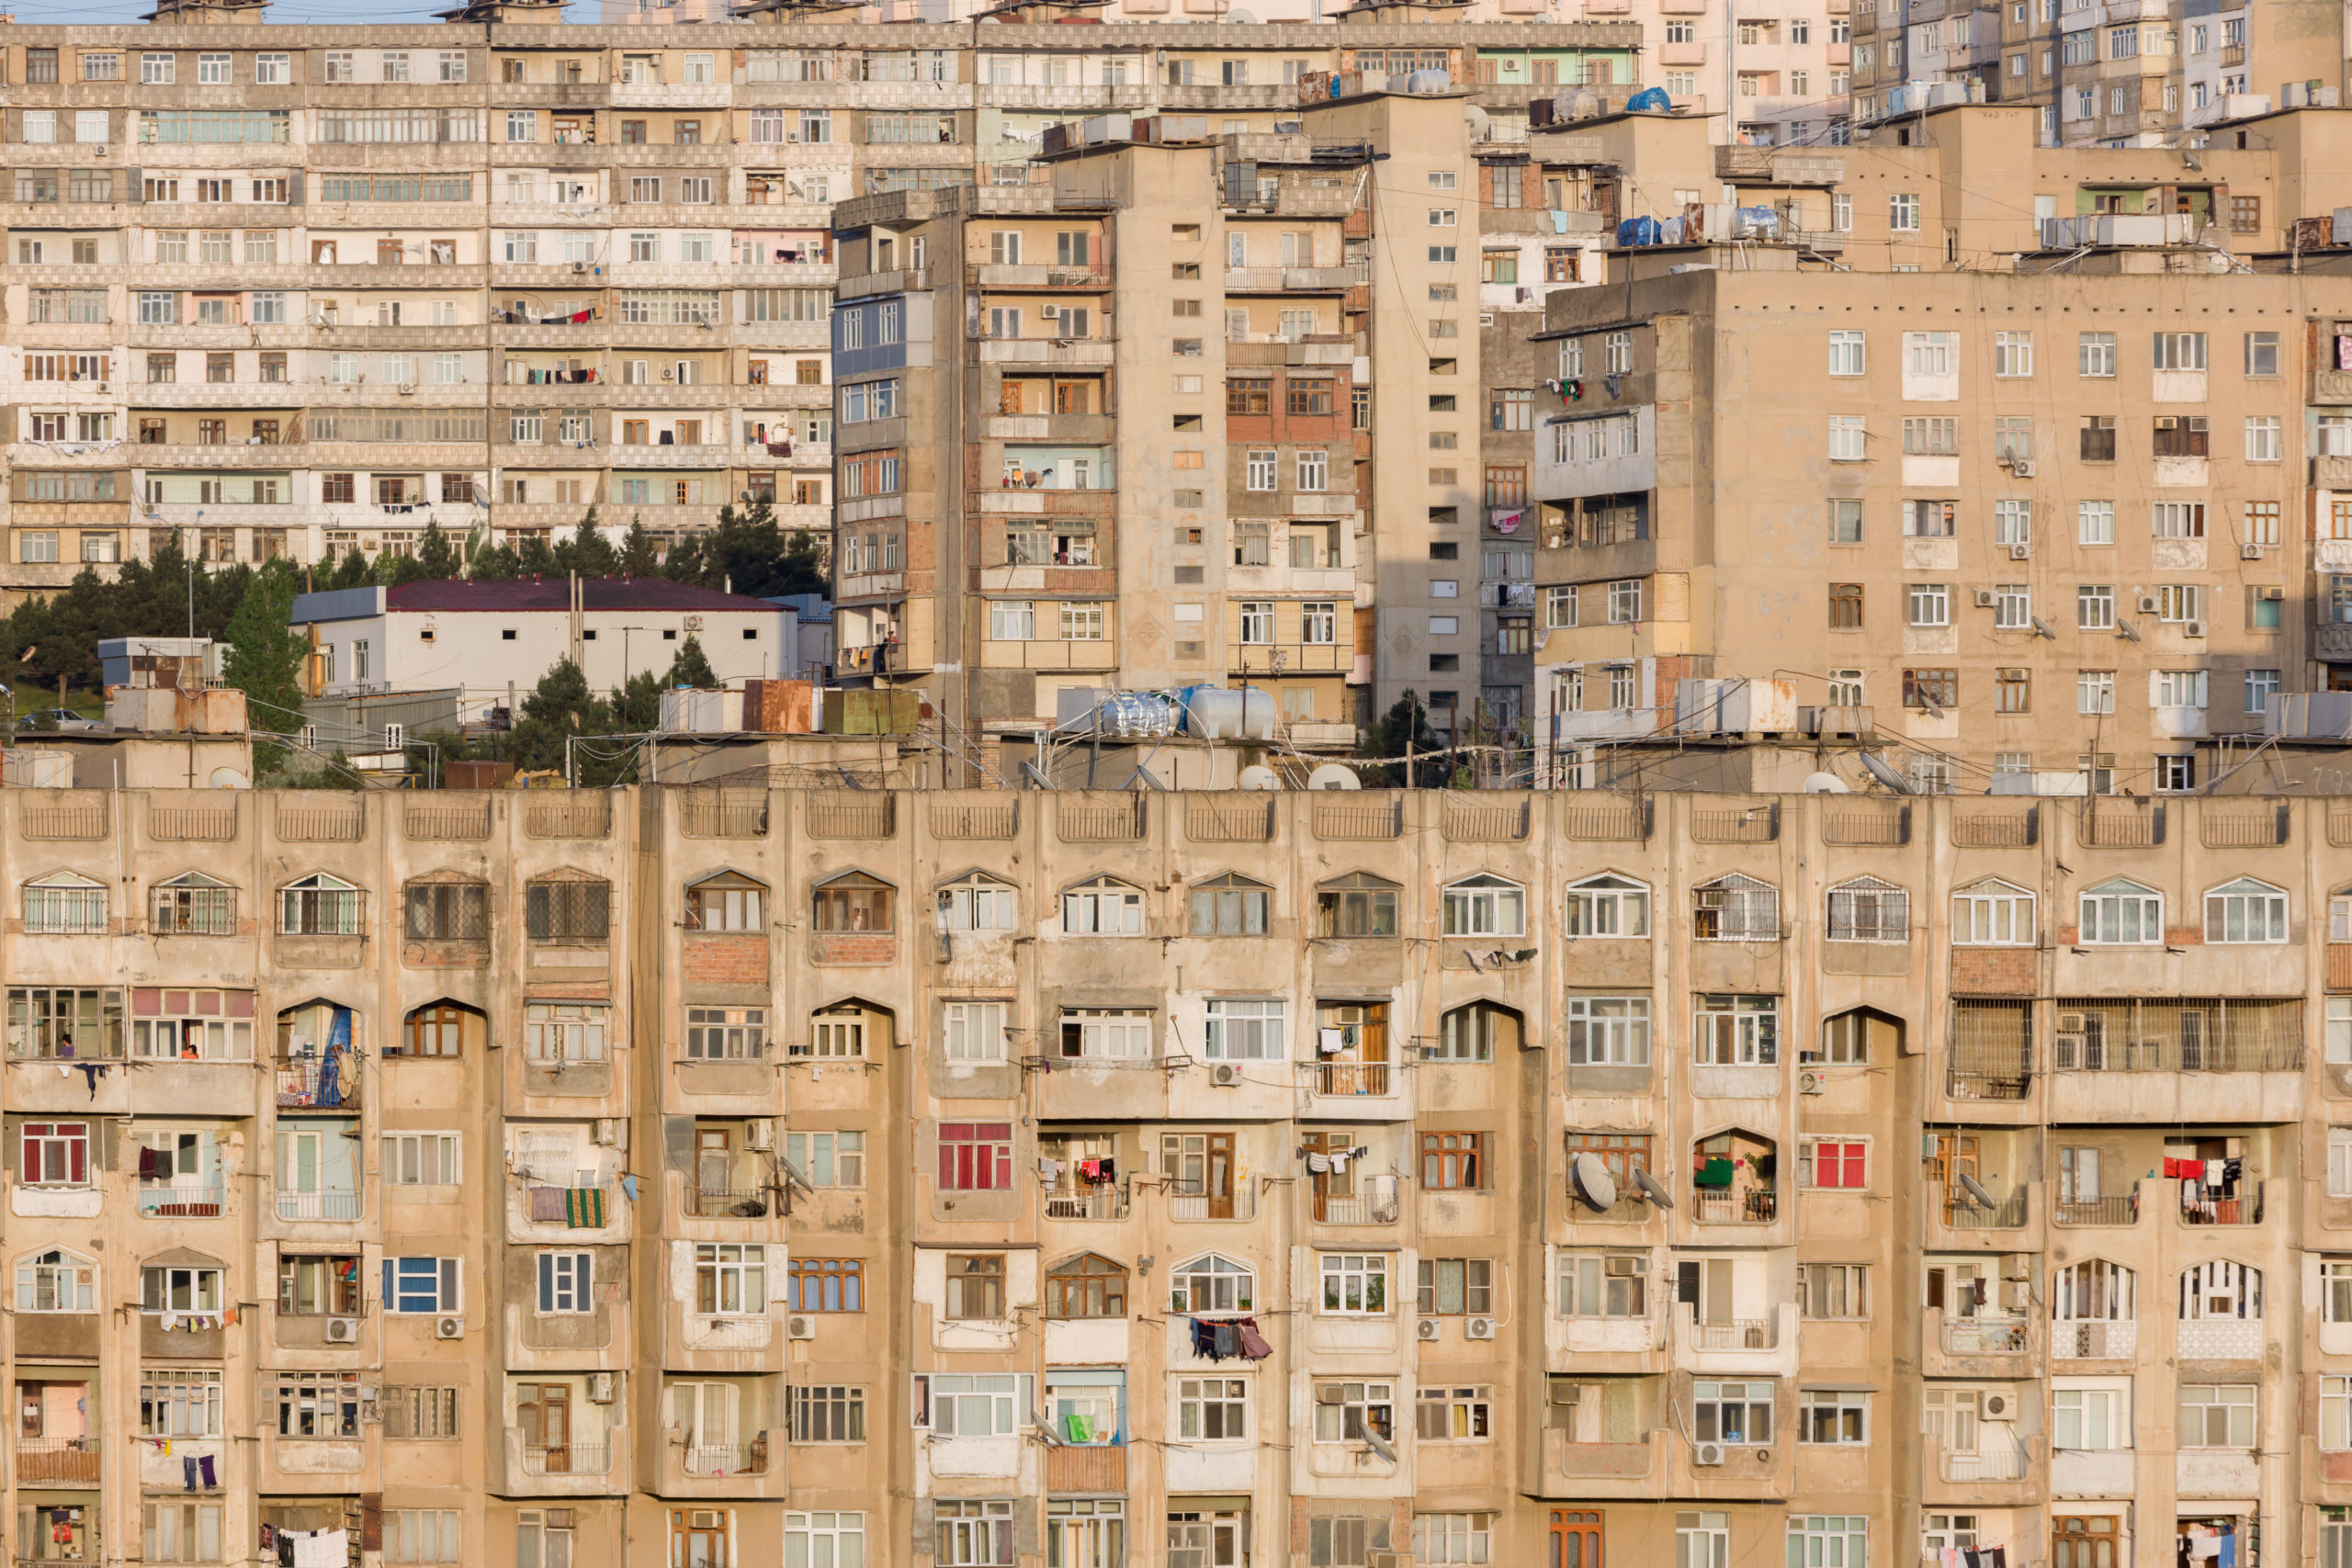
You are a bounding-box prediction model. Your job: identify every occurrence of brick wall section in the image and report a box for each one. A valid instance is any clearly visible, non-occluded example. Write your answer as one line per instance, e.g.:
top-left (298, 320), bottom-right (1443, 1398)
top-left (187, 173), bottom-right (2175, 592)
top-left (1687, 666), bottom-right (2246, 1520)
top-left (810, 931), bottom-right (897, 966)
top-left (683, 934), bottom-right (770, 986)
top-left (1951, 947), bottom-right (2035, 995)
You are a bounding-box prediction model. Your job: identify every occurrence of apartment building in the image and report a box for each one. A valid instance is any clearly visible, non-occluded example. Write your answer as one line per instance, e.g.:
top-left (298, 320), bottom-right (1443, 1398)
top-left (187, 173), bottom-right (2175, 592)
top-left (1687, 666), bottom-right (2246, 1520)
top-left (1, 778), bottom-right (2351, 1568)
top-left (1517, 99), bottom-right (2352, 792)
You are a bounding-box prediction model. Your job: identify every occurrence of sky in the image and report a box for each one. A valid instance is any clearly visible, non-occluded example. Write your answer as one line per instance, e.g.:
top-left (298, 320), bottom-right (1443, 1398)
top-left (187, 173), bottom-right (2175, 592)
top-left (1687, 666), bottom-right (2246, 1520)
top-left (1, 0), bottom-right (579, 19)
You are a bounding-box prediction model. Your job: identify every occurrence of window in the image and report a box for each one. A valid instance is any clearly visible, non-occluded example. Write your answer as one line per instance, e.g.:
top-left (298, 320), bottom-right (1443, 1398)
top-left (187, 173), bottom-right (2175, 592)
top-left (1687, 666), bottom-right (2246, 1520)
top-left (2204, 878), bottom-right (2286, 943)
top-left (19, 1122), bottom-right (89, 1186)
top-left (536, 1251), bottom-right (592, 1314)
top-left (1414, 1515), bottom-right (1493, 1562)
top-left (936, 874), bottom-right (1016, 932)
top-left (1788, 1517), bottom-right (1866, 1568)
top-left (1679, 1515), bottom-right (1729, 1568)
top-left (923, 1376), bottom-right (1032, 1438)
top-left (1994, 332), bottom-right (2033, 377)
top-left (1560, 1254), bottom-right (1647, 1318)
top-left (382, 1133), bottom-right (458, 1187)
top-left (1908, 583), bottom-right (1950, 626)
top-left (694, 1243), bottom-right (766, 1315)
top-left (25, 873), bottom-right (106, 935)
top-left (684, 874), bottom-right (763, 932)
top-left (1692, 1382), bottom-right (1772, 1443)
top-left (1798, 1391), bottom-right (1868, 1444)
top-left (403, 882), bottom-right (486, 942)
top-left (141, 1368), bottom-right (223, 1438)
top-left (1420, 1134), bottom-right (1487, 1191)
top-left (811, 874), bottom-right (893, 932)
top-left (2077, 671), bottom-right (2116, 716)
top-left (1827, 331), bottom-right (1866, 377)
top-left (17, 1248), bottom-right (94, 1313)
top-left (1903, 417), bottom-right (1958, 456)
top-left (1692, 874), bottom-right (1777, 942)
top-left (786, 1258), bottom-right (864, 1312)
top-left (517, 1511), bottom-right (573, 1568)
top-left (1191, 874), bottom-right (1269, 936)
top-left (524, 1003), bottom-right (607, 1064)
top-left (278, 1252), bottom-right (363, 1316)
top-left (1058, 1008), bottom-right (1150, 1061)
top-left (1827, 877), bottom-right (1908, 942)
top-left (1046, 1253), bottom-right (1126, 1319)
top-left (1828, 417), bottom-right (1867, 464)
top-left (1442, 875), bottom-right (1524, 938)
top-left (1311, 1379), bottom-right (1395, 1440)
top-left (526, 879), bottom-right (608, 942)
top-left (1203, 998), bottom-right (1283, 1059)
top-left (279, 874), bottom-right (359, 936)
top-left (943, 1001), bottom-right (1007, 1062)
top-left (1890, 194), bottom-right (1920, 231)
top-left (944, 1254), bottom-right (1005, 1319)
top-left (786, 1514), bottom-right (864, 1568)
top-left (1800, 1137), bottom-right (1868, 1192)
top-left (1418, 1258), bottom-right (1493, 1317)
top-left (2078, 879), bottom-right (2160, 944)
top-left (2154, 332), bottom-right (2208, 371)
top-left (784, 1133), bottom-right (863, 1190)
top-left (937, 1123), bottom-right (1012, 1190)
top-left (1319, 1254), bottom-right (1389, 1314)
top-left (1952, 881), bottom-right (2034, 946)
top-left (1317, 874), bottom-right (1397, 938)
top-left (380, 1257), bottom-right (459, 1314)
top-left (1799, 1263), bottom-right (1868, 1319)
top-left (1694, 995), bottom-right (1778, 1065)
top-left (384, 1511), bottom-right (458, 1564)
top-left (1173, 1376), bottom-right (1250, 1441)
top-left (2177, 1385), bottom-right (2254, 1448)
top-left (1063, 876), bottom-right (1144, 935)
top-left (2052, 1385), bottom-right (2126, 1450)
top-left (790, 1385), bottom-right (865, 1443)
top-left (1565, 874), bottom-right (1649, 937)
top-left (1828, 583), bottom-right (1864, 628)
top-left (1560, 996), bottom-right (1650, 1067)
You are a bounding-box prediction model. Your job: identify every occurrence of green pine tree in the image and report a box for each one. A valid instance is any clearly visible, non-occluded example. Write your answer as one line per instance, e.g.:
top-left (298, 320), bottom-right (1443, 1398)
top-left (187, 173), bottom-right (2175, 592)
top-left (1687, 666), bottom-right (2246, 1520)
top-left (619, 519), bottom-right (662, 578)
top-left (504, 659), bottom-right (609, 776)
top-left (220, 562), bottom-right (311, 770)
top-left (415, 520), bottom-right (461, 581)
top-left (666, 636), bottom-right (718, 689)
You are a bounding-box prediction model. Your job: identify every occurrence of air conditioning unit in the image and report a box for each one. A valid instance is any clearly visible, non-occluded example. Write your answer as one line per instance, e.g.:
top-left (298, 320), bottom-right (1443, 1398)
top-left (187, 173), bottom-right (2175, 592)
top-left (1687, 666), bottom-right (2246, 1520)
top-left (1316, 1385), bottom-right (1346, 1405)
top-left (1464, 1316), bottom-right (1496, 1340)
top-left (2185, 619), bottom-right (2207, 637)
top-left (689, 1514), bottom-right (722, 1532)
top-left (1972, 589), bottom-right (1996, 609)
top-left (1692, 1441), bottom-right (1726, 1467)
top-left (1982, 1393), bottom-right (2014, 1419)
top-left (96, 382), bottom-right (109, 395)
top-left (1367, 1554), bottom-right (1401, 1568)
top-left (2242, 543), bottom-right (2265, 560)
top-left (2260, 586), bottom-right (2285, 601)
top-left (1211, 1064), bottom-right (1242, 1087)
top-left (1798, 1069), bottom-right (1826, 1094)
top-left (2136, 594), bottom-right (2159, 614)
top-left (594, 1118), bottom-right (625, 1148)
top-left (788, 1315), bottom-right (818, 1340)
top-left (2009, 458), bottom-right (2034, 477)
top-left (1416, 1318), bottom-right (1442, 1342)
top-left (587, 1373), bottom-right (616, 1404)
top-left (434, 1316), bottom-right (464, 1340)
top-left (572, 262), bottom-right (587, 274)
top-left (684, 615), bottom-right (705, 631)
top-left (745, 1119), bottom-right (775, 1151)
top-left (2056, 1010), bottom-right (2086, 1032)
top-left (2007, 542), bottom-right (2030, 560)
top-left (324, 1317), bottom-right (359, 1343)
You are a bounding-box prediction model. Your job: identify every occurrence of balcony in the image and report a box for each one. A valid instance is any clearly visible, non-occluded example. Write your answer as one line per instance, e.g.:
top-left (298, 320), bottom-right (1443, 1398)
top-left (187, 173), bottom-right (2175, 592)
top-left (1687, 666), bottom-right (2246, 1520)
top-left (16, 1438), bottom-right (98, 1486)
top-left (2312, 367), bottom-right (2352, 405)
top-left (1312, 1173), bottom-right (1399, 1226)
top-left (1166, 1182), bottom-right (1255, 1223)
top-left (1944, 1184), bottom-right (2028, 1228)
top-left (2180, 1179), bottom-right (2263, 1225)
top-left (688, 1187), bottom-right (774, 1219)
top-left (2052, 1318), bottom-right (2136, 1359)
top-left (275, 1189), bottom-right (361, 1222)
top-left (2177, 1317), bottom-right (2261, 1359)
top-left (1693, 1188), bottom-right (1778, 1224)
top-left (138, 1183), bottom-right (225, 1218)
top-left (1045, 1184), bottom-right (1130, 1221)
top-left (1940, 1432), bottom-right (2031, 1483)
top-left (2053, 1187), bottom-right (2139, 1226)
top-left (1310, 1061), bottom-right (1393, 1097)
top-left (274, 1055), bottom-right (359, 1111)
top-left (682, 1441), bottom-right (768, 1477)
top-left (522, 1441), bottom-right (611, 1477)
top-left (1688, 1317), bottom-right (1776, 1351)
top-left (1940, 1314), bottom-right (2030, 1355)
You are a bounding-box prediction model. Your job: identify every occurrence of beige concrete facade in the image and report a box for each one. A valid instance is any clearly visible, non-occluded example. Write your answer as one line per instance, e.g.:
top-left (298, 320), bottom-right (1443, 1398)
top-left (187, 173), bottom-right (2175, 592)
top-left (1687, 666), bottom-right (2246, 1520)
top-left (0, 779), bottom-right (2349, 1568)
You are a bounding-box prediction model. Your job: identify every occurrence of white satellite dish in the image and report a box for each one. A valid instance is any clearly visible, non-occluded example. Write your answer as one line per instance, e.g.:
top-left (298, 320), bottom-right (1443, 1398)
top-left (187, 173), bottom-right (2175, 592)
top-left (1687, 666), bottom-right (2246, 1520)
top-left (1860, 753), bottom-right (1913, 795)
top-left (209, 768), bottom-right (251, 790)
top-left (1803, 772), bottom-right (1850, 795)
top-left (1306, 763), bottom-right (1362, 791)
top-left (1957, 1173), bottom-right (1996, 1210)
top-left (1463, 104), bottom-right (1491, 140)
top-left (1237, 765), bottom-right (1282, 792)
top-left (1634, 1167), bottom-right (1673, 1209)
top-left (1571, 1152), bottom-right (1617, 1212)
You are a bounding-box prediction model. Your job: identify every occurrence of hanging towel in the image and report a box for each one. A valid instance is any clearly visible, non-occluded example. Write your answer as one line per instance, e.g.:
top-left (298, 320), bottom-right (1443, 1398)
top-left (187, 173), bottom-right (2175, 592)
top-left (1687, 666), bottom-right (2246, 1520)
top-left (1236, 1317), bottom-right (1274, 1359)
top-left (529, 1187), bottom-right (567, 1222)
top-left (1211, 1321), bottom-right (1241, 1359)
top-left (183, 1456), bottom-right (198, 1491)
top-left (162, 1313), bottom-right (179, 1332)
top-left (1064, 1413), bottom-right (1094, 1443)
top-left (198, 1453), bottom-right (216, 1488)
top-left (1695, 1158), bottom-right (1735, 1189)
top-left (1318, 1028), bottom-right (1345, 1055)
top-left (1550, 209), bottom-right (1569, 233)
top-left (2217, 1535), bottom-right (2235, 1568)
top-left (1306, 1152), bottom-right (1330, 1174)
top-left (2204, 1159), bottom-right (2225, 1187)
top-left (620, 1174), bottom-right (639, 1203)
top-left (565, 1187), bottom-right (606, 1228)
top-left (2161, 1156), bottom-right (2179, 1178)
top-left (138, 1146), bottom-right (162, 1179)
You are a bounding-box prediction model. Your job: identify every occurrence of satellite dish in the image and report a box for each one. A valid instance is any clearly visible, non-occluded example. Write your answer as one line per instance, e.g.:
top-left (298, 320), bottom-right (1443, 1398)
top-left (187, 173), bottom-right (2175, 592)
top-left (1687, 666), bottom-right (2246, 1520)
top-left (1571, 1152), bottom-right (1617, 1212)
top-left (1226, 6), bottom-right (1255, 18)
top-left (1957, 1173), bottom-right (1996, 1210)
top-left (1306, 763), bottom-right (1362, 791)
top-left (1634, 1168), bottom-right (1673, 1209)
top-left (1363, 1427), bottom-right (1396, 1462)
top-left (208, 768), bottom-right (251, 790)
top-left (1803, 772), bottom-right (1850, 795)
top-left (1859, 753), bottom-right (1913, 795)
top-left (1463, 104), bottom-right (1491, 140)
top-left (1237, 765), bottom-right (1282, 792)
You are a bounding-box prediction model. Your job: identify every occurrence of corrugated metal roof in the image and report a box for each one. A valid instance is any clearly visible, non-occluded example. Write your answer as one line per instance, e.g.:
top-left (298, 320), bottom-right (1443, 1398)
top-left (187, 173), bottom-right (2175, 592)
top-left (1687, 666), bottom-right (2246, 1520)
top-left (383, 579), bottom-right (781, 615)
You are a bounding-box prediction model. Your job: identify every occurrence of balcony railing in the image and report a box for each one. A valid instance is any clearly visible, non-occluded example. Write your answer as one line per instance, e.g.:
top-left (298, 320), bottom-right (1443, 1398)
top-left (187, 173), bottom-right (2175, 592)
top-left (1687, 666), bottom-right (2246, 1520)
top-left (1940, 1436), bottom-right (2030, 1483)
top-left (15, 1438), bottom-right (99, 1485)
top-left (1312, 1173), bottom-right (1399, 1225)
top-left (1690, 1316), bottom-right (1776, 1350)
top-left (275, 1189), bottom-right (362, 1221)
top-left (1166, 1182), bottom-right (1255, 1222)
top-left (1694, 1188), bottom-right (1779, 1224)
top-left (689, 1187), bottom-right (773, 1219)
top-left (2053, 1187), bottom-right (2138, 1226)
top-left (2052, 1318), bottom-right (2135, 1359)
top-left (1944, 1186), bottom-right (2028, 1228)
top-left (1045, 1184), bottom-right (1130, 1221)
top-left (2177, 1317), bottom-right (2262, 1359)
top-left (1940, 1315), bottom-right (2030, 1355)
top-left (523, 1442), bottom-right (610, 1476)
top-left (683, 1441), bottom-right (767, 1477)
top-left (2052, 1001), bottom-right (2302, 1073)
top-left (2180, 1179), bottom-right (2264, 1225)
top-left (138, 1183), bottom-right (225, 1217)
top-left (1311, 1061), bottom-right (1393, 1097)
top-left (275, 1055), bottom-right (360, 1110)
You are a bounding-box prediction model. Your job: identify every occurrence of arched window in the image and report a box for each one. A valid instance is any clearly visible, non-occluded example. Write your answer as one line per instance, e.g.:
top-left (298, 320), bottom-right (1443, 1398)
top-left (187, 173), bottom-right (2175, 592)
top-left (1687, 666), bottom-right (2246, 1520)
top-left (1433, 1000), bottom-right (1521, 1062)
top-left (2051, 1259), bottom-right (2134, 1321)
top-left (24, 872), bottom-right (107, 935)
top-left (1826, 876), bottom-right (1909, 942)
top-left (279, 873), bottom-right (360, 936)
top-left (1951, 879), bottom-right (2034, 946)
top-left (398, 999), bottom-right (480, 1057)
top-left (808, 1001), bottom-right (886, 1058)
top-left (15, 1247), bottom-right (94, 1313)
top-left (1046, 1254), bottom-right (1128, 1319)
top-left (936, 872), bottom-right (1017, 932)
top-left (1692, 874), bottom-right (1777, 942)
top-left (684, 872), bottom-right (764, 932)
top-left (1564, 873), bottom-right (1649, 938)
top-left (1442, 874), bottom-right (1526, 938)
top-left (1168, 1254), bottom-right (1255, 1314)
top-left (2078, 879), bottom-right (2161, 945)
top-left (1062, 875), bottom-right (1143, 936)
top-left (1189, 874), bottom-right (1269, 936)
top-left (811, 873), bottom-right (894, 933)
top-left (2179, 1261), bottom-right (2260, 1320)
top-left (152, 871), bottom-right (234, 935)
top-left (2204, 878), bottom-right (2286, 944)
top-left (1316, 873), bottom-right (1397, 938)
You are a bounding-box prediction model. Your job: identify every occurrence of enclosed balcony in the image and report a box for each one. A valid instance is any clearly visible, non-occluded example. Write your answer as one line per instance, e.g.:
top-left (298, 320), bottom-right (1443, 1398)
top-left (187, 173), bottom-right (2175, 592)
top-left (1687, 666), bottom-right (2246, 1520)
top-left (1308, 1000), bottom-right (1392, 1098)
top-left (1040, 1131), bottom-right (1130, 1221)
top-left (1690, 1129), bottom-right (1777, 1225)
top-left (15, 1377), bottom-right (97, 1486)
